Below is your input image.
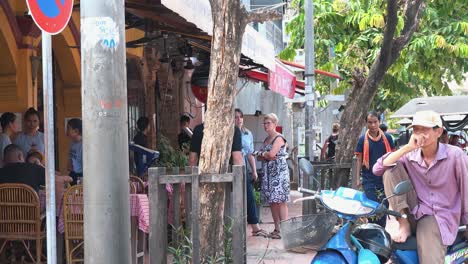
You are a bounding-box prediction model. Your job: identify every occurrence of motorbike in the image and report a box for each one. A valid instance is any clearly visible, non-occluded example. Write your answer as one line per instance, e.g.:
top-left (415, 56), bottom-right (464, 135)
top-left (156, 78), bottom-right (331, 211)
top-left (296, 159), bottom-right (468, 264)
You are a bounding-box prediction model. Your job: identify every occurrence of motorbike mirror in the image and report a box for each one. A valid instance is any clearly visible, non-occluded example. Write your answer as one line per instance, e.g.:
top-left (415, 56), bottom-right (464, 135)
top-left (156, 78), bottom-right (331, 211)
top-left (393, 180), bottom-right (413, 196)
top-left (299, 158), bottom-right (321, 192)
top-left (351, 235), bottom-right (380, 264)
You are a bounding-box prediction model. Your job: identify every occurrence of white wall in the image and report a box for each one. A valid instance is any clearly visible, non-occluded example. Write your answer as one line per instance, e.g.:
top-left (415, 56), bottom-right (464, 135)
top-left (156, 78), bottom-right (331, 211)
top-left (234, 78), bottom-right (293, 147)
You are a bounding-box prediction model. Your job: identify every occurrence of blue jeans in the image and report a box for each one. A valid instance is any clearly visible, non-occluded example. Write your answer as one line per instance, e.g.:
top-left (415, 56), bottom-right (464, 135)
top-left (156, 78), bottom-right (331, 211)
top-left (364, 185), bottom-right (388, 227)
top-left (246, 173), bottom-right (259, 224)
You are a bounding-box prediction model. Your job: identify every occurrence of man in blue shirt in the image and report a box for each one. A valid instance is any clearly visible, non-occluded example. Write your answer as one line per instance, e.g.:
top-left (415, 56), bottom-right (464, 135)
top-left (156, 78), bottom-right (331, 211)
top-left (355, 111), bottom-right (394, 227)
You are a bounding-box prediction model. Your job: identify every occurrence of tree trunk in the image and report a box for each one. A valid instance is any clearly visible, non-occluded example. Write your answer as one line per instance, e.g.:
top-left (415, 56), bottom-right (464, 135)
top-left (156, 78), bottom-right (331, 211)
top-left (197, 0), bottom-right (281, 260)
top-left (335, 69), bottom-right (378, 187)
top-left (334, 0), bottom-right (424, 187)
top-left (198, 0), bottom-right (245, 260)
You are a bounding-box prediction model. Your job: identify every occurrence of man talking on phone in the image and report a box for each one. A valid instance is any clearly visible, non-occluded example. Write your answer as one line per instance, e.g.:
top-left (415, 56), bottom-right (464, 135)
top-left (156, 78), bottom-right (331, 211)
top-left (373, 110), bottom-right (468, 263)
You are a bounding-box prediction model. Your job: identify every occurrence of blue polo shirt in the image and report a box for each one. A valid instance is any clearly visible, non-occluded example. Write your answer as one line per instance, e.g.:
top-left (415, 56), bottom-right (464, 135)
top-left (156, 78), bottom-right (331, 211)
top-left (355, 133), bottom-right (394, 189)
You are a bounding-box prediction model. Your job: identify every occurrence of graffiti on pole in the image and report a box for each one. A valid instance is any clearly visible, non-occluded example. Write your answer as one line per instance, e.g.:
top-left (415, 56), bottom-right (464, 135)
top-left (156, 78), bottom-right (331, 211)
top-left (82, 17), bottom-right (120, 51)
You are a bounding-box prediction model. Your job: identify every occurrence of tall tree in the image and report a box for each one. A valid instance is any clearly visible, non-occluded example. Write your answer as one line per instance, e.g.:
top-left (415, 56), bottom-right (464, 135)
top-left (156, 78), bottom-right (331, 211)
top-left (199, 1), bottom-right (280, 260)
top-left (281, 0), bottom-right (467, 186)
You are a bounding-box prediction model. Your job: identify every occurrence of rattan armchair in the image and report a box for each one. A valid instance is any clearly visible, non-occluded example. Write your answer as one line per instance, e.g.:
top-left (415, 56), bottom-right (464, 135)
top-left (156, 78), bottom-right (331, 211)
top-left (62, 185), bottom-right (84, 264)
top-left (0, 183), bottom-right (45, 263)
top-left (129, 181), bottom-right (137, 194)
top-left (129, 176), bottom-right (146, 194)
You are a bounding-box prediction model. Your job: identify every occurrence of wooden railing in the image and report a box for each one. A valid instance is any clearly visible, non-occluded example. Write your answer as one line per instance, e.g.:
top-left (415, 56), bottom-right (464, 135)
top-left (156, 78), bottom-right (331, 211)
top-left (148, 165), bottom-right (246, 264)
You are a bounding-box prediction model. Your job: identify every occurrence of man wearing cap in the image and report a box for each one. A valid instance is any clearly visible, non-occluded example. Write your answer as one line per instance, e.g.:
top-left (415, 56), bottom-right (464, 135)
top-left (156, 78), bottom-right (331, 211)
top-left (373, 110), bottom-right (468, 263)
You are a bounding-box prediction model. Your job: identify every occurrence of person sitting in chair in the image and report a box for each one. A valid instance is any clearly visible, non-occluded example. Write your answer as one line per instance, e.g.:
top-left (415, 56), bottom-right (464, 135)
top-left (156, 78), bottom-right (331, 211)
top-left (0, 144), bottom-right (72, 191)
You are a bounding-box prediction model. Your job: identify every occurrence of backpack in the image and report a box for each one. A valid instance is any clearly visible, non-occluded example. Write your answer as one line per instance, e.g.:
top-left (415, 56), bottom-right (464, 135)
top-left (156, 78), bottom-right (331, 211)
top-left (327, 135), bottom-right (338, 159)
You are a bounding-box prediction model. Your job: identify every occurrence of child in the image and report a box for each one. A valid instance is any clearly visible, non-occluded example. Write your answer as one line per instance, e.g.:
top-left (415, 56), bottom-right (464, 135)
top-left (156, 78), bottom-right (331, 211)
top-left (66, 118), bottom-right (83, 185)
top-left (26, 150), bottom-right (44, 167)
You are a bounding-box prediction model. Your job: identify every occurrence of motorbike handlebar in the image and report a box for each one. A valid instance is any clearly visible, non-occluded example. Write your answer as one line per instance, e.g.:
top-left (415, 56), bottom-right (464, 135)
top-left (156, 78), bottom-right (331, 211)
top-left (298, 187), bottom-right (316, 195)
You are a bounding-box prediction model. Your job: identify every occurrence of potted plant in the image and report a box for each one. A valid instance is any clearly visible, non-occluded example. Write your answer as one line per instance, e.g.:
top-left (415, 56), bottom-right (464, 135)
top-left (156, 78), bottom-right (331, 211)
top-left (156, 134), bottom-right (188, 169)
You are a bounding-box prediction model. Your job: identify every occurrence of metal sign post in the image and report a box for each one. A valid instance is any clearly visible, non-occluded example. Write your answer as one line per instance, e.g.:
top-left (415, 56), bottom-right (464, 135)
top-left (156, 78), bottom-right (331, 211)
top-left (25, 1), bottom-right (74, 263)
top-left (305, 0), bottom-right (317, 161)
top-left (42, 32), bottom-right (57, 264)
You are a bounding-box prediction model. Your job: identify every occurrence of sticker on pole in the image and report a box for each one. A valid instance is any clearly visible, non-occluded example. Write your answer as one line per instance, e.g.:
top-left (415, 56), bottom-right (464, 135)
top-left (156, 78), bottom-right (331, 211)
top-left (26, 0), bottom-right (74, 35)
top-left (82, 17), bottom-right (120, 51)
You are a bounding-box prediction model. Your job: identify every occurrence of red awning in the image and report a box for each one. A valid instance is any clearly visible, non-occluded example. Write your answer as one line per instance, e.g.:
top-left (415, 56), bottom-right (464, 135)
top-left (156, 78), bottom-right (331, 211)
top-left (279, 59), bottom-right (341, 80)
top-left (244, 60), bottom-right (340, 95)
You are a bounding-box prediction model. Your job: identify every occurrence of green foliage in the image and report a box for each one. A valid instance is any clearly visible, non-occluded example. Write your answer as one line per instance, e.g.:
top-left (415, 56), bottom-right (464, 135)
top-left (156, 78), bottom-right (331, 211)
top-left (167, 220), bottom-right (234, 264)
top-left (156, 134), bottom-right (188, 168)
top-left (282, 0), bottom-right (467, 112)
top-left (168, 226), bottom-right (193, 264)
top-left (254, 189), bottom-right (261, 205)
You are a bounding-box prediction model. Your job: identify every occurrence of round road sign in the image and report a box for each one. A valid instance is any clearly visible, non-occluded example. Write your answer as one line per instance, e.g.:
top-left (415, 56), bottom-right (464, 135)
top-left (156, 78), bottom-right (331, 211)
top-left (26, 0), bottom-right (74, 35)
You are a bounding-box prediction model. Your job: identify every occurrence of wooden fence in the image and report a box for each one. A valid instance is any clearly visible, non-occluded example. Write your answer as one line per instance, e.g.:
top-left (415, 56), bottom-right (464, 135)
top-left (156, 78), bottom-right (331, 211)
top-left (301, 156), bottom-right (358, 215)
top-left (148, 165), bottom-right (246, 264)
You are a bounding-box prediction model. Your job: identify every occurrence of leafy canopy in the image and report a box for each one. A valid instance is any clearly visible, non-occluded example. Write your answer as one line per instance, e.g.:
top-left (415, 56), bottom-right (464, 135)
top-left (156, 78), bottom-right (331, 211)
top-left (281, 0), bottom-right (467, 112)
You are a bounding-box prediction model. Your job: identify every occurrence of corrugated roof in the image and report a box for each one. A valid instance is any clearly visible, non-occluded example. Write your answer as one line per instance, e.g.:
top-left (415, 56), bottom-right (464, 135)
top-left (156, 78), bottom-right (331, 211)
top-left (391, 96), bottom-right (468, 118)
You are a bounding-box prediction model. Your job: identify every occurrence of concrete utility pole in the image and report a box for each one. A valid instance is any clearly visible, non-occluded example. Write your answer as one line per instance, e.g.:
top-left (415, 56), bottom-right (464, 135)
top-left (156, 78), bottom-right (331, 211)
top-left (305, 0), bottom-right (317, 161)
top-left (81, 1), bottom-right (131, 263)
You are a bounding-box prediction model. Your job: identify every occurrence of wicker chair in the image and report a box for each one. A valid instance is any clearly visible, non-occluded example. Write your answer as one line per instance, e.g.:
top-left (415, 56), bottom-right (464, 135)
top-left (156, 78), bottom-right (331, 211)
top-left (129, 176), bottom-right (146, 194)
top-left (0, 183), bottom-right (45, 263)
top-left (63, 185), bottom-right (84, 264)
top-left (129, 181), bottom-right (137, 194)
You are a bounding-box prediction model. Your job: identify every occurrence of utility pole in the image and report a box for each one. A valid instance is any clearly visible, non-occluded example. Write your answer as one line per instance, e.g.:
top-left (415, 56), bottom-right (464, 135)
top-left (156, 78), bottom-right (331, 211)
top-left (81, 1), bottom-right (131, 263)
top-left (305, 0), bottom-right (316, 161)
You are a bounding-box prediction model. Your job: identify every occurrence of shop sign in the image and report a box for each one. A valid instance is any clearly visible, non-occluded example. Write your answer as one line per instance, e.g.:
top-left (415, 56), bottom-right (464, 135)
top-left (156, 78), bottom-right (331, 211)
top-left (268, 61), bottom-right (296, 99)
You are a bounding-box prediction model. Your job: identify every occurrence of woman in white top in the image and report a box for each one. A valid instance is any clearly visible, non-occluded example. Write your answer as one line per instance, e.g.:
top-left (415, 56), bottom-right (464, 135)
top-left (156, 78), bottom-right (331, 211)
top-left (13, 108), bottom-right (44, 157)
top-left (0, 112), bottom-right (19, 167)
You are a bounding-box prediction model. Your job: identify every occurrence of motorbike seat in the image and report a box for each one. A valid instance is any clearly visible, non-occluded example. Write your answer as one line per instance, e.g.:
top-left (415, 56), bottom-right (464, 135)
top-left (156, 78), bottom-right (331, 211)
top-left (393, 236), bottom-right (417, 251)
top-left (448, 227), bottom-right (468, 251)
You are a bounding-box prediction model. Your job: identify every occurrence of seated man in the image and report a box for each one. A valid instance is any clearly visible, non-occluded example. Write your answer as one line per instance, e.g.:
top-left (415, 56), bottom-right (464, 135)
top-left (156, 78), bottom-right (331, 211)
top-left (373, 111), bottom-right (468, 264)
top-left (0, 144), bottom-right (72, 191)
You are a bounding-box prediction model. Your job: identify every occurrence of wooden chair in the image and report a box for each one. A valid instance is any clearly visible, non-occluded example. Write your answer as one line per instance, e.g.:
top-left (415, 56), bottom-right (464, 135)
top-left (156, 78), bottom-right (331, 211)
top-left (63, 185), bottom-right (84, 264)
top-left (0, 183), bottom-right (45, 263)
top-left (129, 176), bottom-right (146, 194)
top-left (129, 181), bottom-right (137, 194)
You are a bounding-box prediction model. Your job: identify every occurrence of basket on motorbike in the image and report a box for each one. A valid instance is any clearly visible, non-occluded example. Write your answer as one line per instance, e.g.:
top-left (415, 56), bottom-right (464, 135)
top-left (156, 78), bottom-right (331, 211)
top-left (280, 211), bottom-right (338, 250)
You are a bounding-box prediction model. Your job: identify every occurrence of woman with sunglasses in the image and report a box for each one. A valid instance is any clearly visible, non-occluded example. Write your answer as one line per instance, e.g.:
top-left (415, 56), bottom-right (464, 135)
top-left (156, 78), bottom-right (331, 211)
top-left (255, 113), bottom-right (289, 239)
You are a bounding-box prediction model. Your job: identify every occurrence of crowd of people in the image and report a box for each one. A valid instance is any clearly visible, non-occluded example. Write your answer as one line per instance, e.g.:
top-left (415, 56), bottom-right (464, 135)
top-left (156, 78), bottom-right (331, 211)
top-left (0, 108), bottom-right (83, 191)
top-left (181, 109), bottom-right (291, 240)
top-left (2, 105), bottom-right (466, 260)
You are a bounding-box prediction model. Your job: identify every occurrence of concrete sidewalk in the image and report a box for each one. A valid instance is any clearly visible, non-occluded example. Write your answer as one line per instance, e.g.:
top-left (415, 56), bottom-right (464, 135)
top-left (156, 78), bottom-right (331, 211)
top-left (246, 191), bottom-right (317, 264)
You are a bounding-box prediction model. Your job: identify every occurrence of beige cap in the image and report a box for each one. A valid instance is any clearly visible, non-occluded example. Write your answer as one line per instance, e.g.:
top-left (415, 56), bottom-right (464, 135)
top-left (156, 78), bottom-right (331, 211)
top-left (407, 110), bottom-right (442, 129)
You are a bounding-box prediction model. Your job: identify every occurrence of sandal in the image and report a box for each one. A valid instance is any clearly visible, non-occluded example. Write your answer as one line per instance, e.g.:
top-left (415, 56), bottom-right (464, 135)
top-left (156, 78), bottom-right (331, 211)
top-left (269, 230), bottom-right (281, 239)
top-left (252, 229), bottom-right (268, 237)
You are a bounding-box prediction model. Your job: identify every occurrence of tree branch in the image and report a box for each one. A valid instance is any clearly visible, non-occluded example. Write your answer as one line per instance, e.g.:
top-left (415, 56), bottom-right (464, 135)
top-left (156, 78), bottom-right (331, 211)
top-left (378, 0), bottom-right (399, 69)
top-left (390, 0), bottom-right (425, 65)
top-left (244, 9), bottom-right (282, 25)
top-left (401, 0), bottom-right (424, 37)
